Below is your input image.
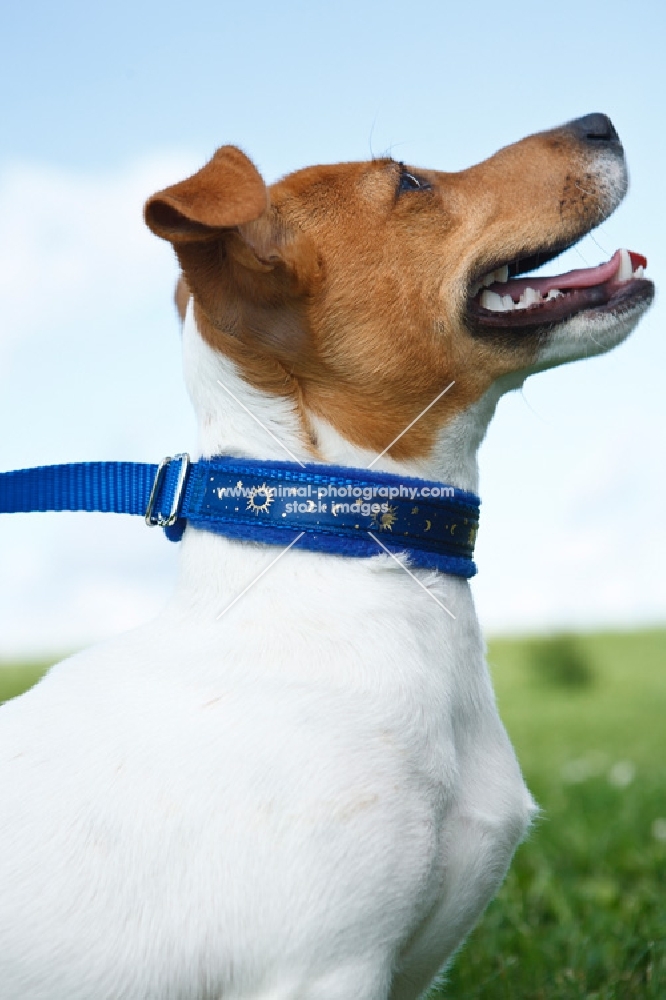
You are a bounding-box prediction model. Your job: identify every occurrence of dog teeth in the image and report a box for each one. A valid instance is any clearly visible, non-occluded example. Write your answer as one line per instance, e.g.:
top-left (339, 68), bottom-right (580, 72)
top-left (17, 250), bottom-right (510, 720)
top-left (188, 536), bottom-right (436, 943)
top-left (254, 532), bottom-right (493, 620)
top-left (480, 290), bottom-right (506, 311)
top-left (475, 247), bottom-right (647, 314)
top-left (514, 287), bottom-right (541, 310)
top-left (480, 284), bottom-right (563, 313)
top-left (472, 264), bottom-right (510, 297)
top-left (617, 248), bottom-right (633, 283)
top-left (480, 288), bottom-right (543, 312)
top-left (617, 251), bottom-right (647, 282)
top-left (483, 266), bottom-right (509, 286)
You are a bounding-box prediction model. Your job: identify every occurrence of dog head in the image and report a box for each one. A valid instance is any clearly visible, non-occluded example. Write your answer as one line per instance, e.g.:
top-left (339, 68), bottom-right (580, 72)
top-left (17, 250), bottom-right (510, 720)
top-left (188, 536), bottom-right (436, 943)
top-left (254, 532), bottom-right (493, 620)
top-left (145, 114), bottom-right (653, 466)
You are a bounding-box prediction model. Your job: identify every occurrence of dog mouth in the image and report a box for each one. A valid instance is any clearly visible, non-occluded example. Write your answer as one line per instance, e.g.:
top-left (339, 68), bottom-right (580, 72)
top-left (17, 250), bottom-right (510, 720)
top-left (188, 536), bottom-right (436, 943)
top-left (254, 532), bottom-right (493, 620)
top-left (466, 245), bottom-right (653, 332)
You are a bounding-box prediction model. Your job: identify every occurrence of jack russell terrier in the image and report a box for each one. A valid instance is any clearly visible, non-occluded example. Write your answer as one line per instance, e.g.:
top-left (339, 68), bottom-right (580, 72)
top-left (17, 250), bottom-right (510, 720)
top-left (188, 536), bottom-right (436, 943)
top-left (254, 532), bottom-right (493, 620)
top-left (0, 113), bottom-right (653, 999)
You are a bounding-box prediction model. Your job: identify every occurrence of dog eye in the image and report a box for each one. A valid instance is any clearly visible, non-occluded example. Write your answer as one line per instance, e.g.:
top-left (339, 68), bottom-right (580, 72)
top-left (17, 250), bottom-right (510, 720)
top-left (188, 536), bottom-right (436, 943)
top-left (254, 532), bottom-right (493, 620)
top-left (397, 168), bottom-right (431, 194)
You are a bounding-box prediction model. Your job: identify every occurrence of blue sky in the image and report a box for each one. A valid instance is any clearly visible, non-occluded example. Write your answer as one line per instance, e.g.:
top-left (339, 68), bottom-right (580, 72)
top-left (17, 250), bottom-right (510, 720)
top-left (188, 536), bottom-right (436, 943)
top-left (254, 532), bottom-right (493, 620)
top-left (1, 0), bottom-right (665, 655)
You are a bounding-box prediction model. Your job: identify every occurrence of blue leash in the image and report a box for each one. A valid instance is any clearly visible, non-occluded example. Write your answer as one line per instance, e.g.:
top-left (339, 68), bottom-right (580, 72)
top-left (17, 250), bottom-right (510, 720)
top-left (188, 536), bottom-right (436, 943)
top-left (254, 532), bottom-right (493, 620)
top-left (0, 461), bottom-right (162, 518)
top-left (0, 454), bottom-right (480, 577)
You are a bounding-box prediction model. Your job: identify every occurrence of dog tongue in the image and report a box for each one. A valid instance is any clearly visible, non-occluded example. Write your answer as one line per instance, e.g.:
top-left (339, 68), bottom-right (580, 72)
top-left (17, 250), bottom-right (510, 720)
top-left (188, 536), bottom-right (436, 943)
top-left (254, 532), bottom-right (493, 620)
top-left (489, 249), bottom-right (647, 299)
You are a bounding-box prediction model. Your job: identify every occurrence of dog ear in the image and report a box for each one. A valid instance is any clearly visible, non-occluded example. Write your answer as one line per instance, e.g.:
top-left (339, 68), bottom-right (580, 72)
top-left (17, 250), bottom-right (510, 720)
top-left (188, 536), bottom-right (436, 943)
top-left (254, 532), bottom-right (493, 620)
top-left (145, 147), bottom-right (318, 332)
top-left (145, 146), bottom-right (268, 242)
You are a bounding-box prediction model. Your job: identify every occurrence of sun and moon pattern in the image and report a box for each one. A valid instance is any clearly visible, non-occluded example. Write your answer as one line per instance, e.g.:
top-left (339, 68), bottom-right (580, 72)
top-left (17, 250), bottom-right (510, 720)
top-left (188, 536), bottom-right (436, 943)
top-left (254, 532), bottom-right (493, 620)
top-left (146, 456), bottom-right (482, 576)
top-left (245, 483), bottom-right (274, 515)
top-left (196, 466), bottom-right (479, 562)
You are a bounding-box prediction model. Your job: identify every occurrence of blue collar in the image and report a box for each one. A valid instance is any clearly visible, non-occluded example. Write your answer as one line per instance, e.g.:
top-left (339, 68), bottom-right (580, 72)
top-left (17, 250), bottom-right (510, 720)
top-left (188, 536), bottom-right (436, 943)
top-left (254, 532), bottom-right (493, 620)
top-left (0, 454), bottom-right (480, 578)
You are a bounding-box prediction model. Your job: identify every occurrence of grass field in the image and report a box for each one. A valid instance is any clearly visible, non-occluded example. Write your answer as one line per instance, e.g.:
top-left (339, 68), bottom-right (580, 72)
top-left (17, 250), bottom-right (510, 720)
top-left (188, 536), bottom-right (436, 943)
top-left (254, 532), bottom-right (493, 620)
top-left (444, 628), bottom-right (666, 999)
top-left (1, 628), bottom-right (665, 998)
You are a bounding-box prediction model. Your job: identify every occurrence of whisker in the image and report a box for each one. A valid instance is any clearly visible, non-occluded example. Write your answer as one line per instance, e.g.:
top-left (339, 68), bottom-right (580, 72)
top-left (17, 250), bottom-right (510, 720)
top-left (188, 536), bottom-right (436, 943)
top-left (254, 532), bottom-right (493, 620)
top-left (589, 232), bottom-right (610, 257)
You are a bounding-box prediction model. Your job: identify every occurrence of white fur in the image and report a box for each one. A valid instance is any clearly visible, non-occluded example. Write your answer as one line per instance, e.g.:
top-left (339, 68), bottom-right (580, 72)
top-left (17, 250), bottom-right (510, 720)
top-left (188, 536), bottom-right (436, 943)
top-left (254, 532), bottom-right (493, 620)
top-left (0, 312), bottom-right (536, 999)
top-left (536, 297), bottom-right (648, 368)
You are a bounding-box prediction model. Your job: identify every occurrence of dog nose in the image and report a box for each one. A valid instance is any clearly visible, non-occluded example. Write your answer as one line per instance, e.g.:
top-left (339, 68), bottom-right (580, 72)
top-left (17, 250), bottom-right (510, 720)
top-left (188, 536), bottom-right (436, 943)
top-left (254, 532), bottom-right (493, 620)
top-left (567, 113), bottom-right (621, 146)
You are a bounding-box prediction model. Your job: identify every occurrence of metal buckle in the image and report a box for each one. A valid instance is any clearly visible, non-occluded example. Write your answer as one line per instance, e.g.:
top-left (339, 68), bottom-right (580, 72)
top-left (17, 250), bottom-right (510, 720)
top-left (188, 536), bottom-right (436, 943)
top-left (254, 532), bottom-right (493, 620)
top-left (145, 453), bottom-right (190, 527)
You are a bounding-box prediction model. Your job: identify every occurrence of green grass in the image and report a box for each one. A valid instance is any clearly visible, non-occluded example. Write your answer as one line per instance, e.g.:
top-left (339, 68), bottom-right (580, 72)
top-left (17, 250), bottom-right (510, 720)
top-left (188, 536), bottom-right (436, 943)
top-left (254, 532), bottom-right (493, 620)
top-left (2, 629), bottom-right (665, 997)
top-left (442, 628), bottom-right (666, 999)
top-left (0, 659), bottom-right (53, 703)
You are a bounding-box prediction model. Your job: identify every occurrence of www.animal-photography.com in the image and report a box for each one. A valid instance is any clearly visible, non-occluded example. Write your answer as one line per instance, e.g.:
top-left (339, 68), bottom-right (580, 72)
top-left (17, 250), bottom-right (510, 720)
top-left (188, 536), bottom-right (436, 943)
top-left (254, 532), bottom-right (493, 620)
top-left (0, 3), bottom-right (664, 998)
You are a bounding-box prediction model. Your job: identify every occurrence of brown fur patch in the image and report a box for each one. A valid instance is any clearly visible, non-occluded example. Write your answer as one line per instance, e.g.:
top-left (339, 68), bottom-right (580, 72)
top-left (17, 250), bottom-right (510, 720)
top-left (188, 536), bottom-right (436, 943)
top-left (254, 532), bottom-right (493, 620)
top-left (174, 275), bottom-right (190, 322)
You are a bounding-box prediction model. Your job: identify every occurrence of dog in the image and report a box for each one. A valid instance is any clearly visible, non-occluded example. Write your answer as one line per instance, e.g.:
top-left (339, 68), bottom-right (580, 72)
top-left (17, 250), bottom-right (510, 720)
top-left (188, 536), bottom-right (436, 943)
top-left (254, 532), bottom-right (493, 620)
top-left (0, 113), bottom-right (653, 999)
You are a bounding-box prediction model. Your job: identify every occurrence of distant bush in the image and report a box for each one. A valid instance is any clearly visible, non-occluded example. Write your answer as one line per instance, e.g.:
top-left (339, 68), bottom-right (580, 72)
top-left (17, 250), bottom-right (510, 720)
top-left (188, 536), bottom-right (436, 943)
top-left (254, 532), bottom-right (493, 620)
top-left (525, 633), bottom-right (595, 689)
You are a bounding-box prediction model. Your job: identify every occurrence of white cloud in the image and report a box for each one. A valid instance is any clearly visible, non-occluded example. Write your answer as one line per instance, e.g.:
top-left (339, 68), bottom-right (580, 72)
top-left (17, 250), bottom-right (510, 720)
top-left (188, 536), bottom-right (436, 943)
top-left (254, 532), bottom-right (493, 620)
top-left (472, 377), bottom-right (666, 634)
top-left (0, 155), bottom-right (198, 658)
top-left (0, 514), bottom-right (178, 659)
top-left (0, 153), bottom-right (197, 362)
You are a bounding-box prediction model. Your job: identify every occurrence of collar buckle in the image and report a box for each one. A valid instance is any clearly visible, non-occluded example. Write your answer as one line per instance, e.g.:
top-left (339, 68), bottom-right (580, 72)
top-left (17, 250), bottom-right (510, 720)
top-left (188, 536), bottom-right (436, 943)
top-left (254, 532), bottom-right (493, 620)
top-left (145, 453), bottom-right (190, 527)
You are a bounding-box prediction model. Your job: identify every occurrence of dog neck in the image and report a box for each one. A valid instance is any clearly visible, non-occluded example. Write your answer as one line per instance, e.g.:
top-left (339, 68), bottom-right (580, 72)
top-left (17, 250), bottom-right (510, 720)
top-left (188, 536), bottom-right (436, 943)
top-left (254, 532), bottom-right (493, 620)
top-left (162, 312), bottom-right (500, 624)
top-left (181, 307), bottom-right (504, 495)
